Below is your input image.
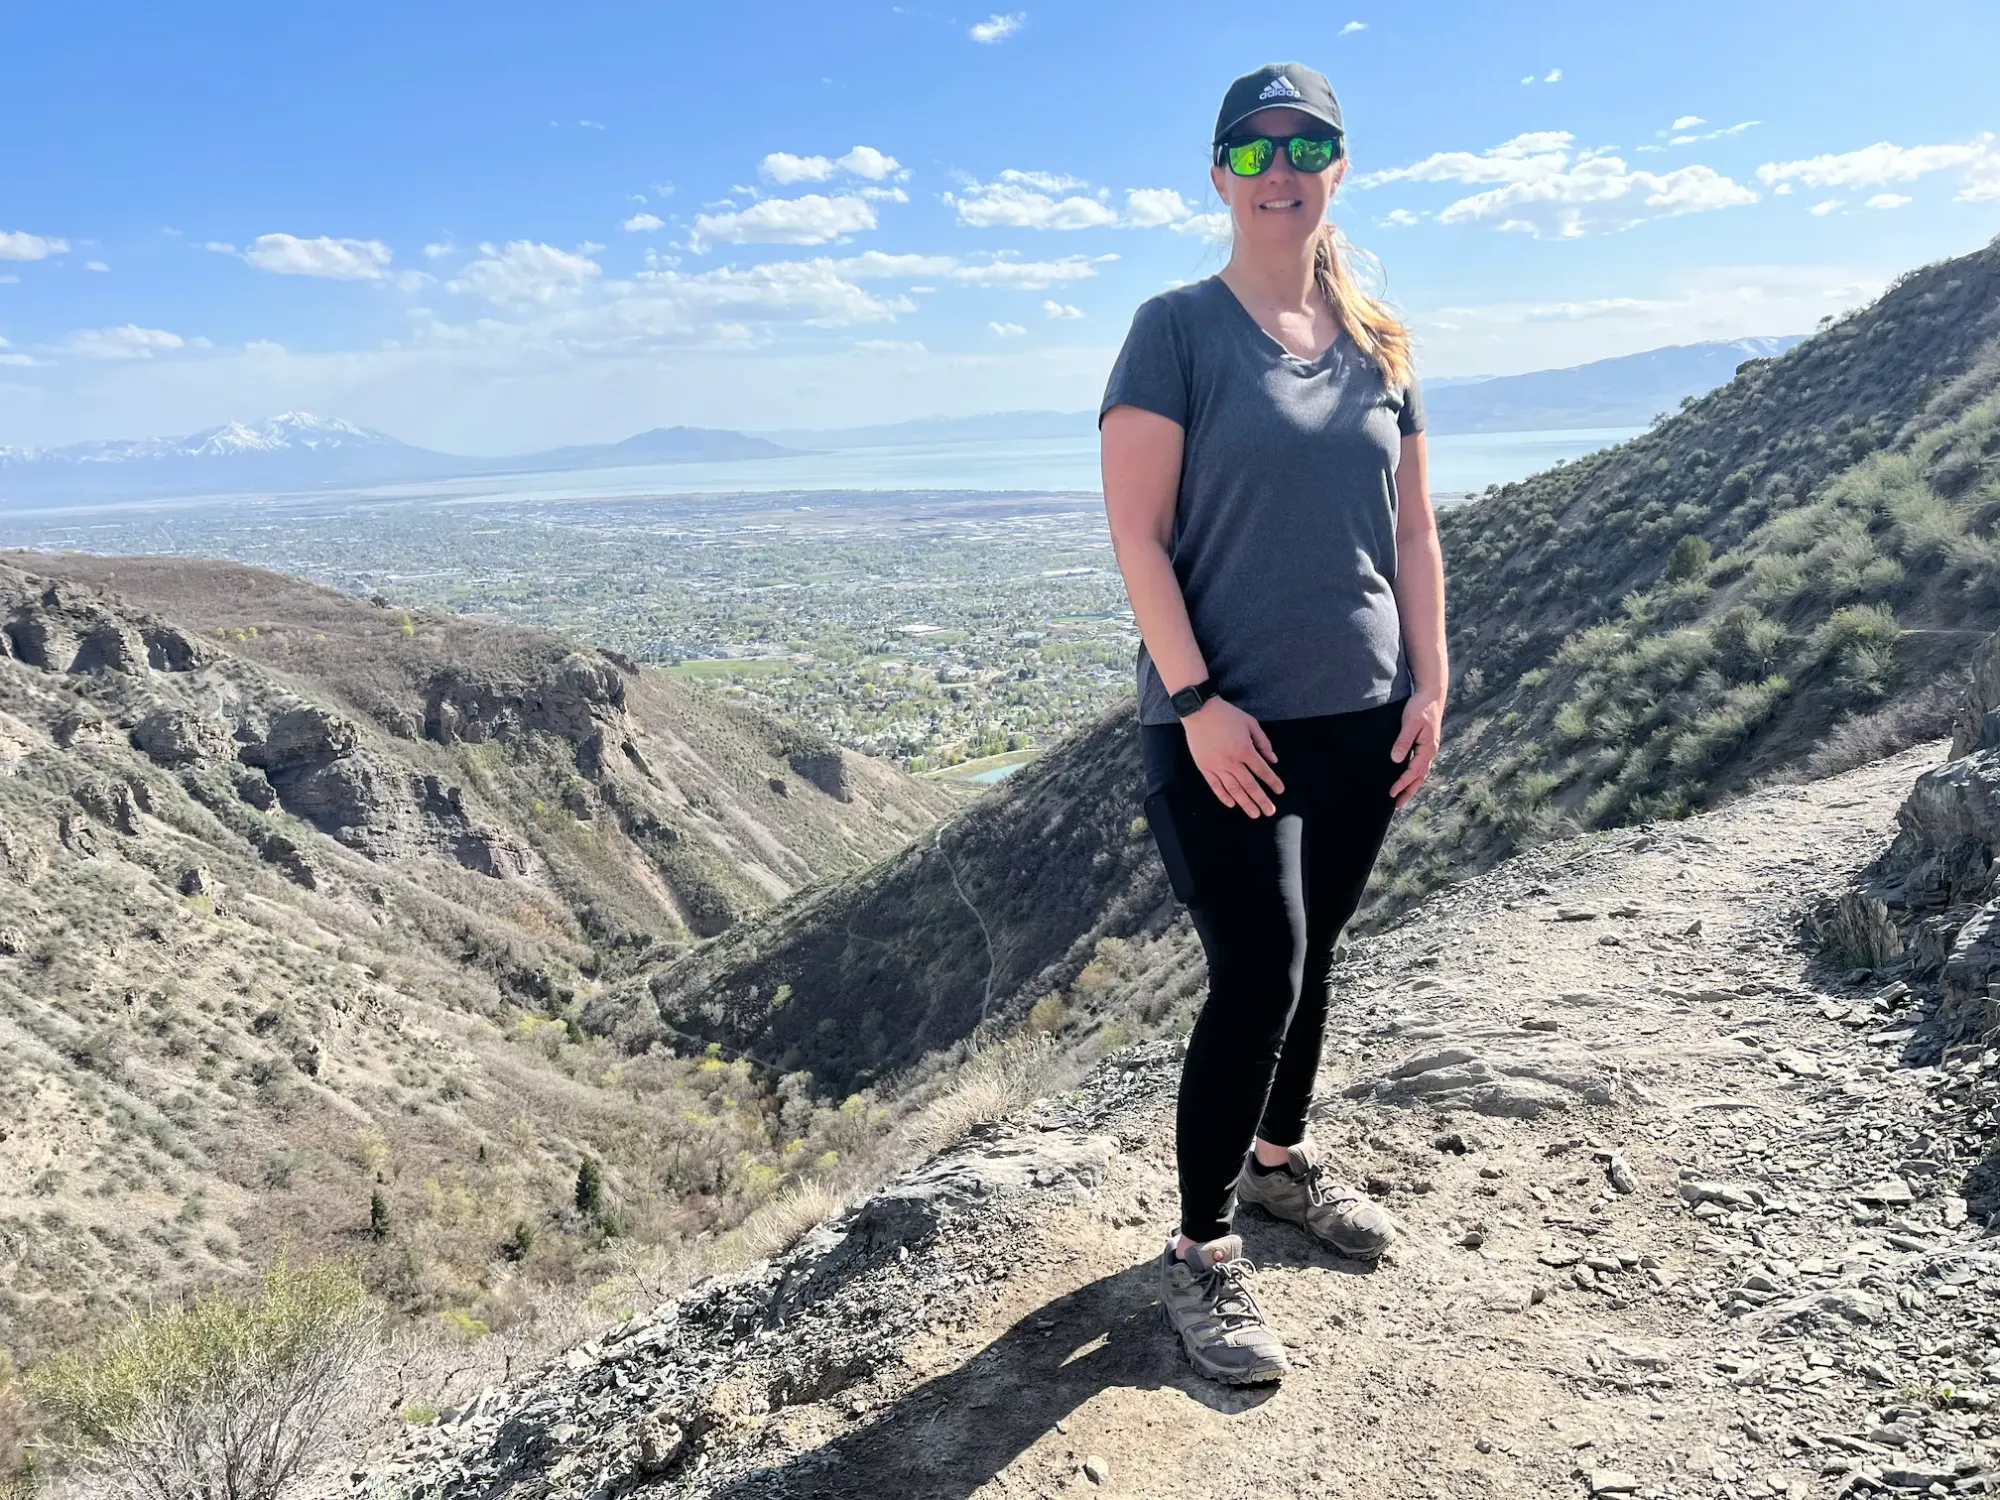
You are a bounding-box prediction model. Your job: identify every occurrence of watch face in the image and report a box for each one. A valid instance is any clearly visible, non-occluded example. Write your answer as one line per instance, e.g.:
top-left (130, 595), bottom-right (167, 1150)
top-left (1171, 686), bottom-right (1203, 716)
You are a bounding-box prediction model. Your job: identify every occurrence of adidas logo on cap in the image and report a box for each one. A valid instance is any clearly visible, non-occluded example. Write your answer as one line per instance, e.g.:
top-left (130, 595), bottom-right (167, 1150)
top-left (1258, 75), bottom-right (1302, 100)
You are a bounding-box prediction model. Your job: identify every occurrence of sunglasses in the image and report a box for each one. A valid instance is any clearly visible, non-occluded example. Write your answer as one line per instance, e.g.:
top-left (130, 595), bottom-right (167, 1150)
top-left (1214, 133), bottom-right (1344, 176)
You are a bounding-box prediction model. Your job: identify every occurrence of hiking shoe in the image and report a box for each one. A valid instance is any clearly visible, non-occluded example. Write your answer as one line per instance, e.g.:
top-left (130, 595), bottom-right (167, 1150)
top-left (1157, 1234), bottom-right (1288, 1386)
top-left (1235, 1143), bottom-right (1398, 1260)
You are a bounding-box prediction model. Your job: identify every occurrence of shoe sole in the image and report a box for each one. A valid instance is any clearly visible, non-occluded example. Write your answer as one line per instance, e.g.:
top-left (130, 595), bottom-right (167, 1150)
top-left (1156, 1302), bottom-right (1287, 1386)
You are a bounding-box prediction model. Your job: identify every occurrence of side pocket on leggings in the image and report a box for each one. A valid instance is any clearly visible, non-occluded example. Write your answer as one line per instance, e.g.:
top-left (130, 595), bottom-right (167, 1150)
top-left (1143, 791), bottom-right (1200, 905)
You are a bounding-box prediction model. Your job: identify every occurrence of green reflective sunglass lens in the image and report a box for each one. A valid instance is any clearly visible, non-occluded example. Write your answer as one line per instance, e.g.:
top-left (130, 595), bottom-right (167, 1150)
top-left (1288, 137), bottom-right (1338, 172)
top-left (1226, 138), bottom-right (1274, 176)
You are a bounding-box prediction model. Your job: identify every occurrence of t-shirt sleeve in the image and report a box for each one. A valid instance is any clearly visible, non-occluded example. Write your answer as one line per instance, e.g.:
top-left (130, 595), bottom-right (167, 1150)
top-left (1397, 371), bottom-right (1426, 436)
top-left (1099, 296), bottom-right (1190, 428)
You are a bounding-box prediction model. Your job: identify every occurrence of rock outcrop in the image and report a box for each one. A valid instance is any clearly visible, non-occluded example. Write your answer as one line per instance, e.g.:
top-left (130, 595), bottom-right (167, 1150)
top-left (1844, 631), bottom-right (2000, 1040)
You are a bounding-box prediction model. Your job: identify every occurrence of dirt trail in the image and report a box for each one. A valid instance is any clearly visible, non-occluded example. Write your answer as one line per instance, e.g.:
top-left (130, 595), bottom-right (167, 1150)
top-left (386, 740), bottom-right (2000, 1500)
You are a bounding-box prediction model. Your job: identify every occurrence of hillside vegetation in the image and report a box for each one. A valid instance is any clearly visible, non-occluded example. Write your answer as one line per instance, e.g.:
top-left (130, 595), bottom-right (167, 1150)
top-left (615, 235), bottom-right (2000, 1095)
top-left (0, 554), bottom-right (952, 1360)
top-left (1387, 239), bottom-right (2000, 912)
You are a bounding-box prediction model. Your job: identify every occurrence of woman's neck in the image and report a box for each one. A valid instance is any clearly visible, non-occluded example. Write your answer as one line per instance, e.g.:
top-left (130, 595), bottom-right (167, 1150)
top-left (1219, 238), bottom-right (1319, 315)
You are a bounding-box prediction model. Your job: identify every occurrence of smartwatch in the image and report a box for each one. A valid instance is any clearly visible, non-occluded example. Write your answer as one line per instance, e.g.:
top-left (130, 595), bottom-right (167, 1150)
top-left (1169, 677), bottom-right (1218, 719)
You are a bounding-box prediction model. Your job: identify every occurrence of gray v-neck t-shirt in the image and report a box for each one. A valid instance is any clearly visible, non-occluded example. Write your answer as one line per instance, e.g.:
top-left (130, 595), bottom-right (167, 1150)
top-left (1100, 274), bottom-right (1424, 726)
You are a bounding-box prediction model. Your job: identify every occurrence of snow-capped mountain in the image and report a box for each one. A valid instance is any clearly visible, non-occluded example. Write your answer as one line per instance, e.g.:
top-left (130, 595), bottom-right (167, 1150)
top-left (0, 414), bottom-right (800, 505)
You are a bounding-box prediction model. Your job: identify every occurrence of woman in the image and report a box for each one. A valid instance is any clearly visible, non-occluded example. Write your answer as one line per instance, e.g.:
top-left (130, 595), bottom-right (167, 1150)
top-left (1099, 61), bottom-right (1446, 1385)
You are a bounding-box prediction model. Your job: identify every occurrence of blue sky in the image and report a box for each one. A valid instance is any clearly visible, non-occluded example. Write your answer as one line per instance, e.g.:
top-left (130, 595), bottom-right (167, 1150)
top-left (2, 0), bottom-right (1997, 452)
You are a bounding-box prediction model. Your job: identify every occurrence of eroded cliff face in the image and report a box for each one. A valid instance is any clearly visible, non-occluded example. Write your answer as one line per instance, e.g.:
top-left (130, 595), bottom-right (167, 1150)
top-left (0, 551), bottom-right (952, 946)
top-left (0, 553), bottom-right (955, 1356)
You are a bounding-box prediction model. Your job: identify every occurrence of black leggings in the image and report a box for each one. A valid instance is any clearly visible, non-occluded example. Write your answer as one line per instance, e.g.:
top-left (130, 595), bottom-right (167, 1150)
top-left (1142, 699), bottom-right (1405, 1243)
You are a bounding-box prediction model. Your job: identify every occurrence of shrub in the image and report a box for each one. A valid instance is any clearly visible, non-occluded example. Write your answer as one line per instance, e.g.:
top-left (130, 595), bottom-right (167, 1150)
top-left (1025, 995), bottom-right (1066, 1034)
top-left (368, 1190), bottom-right (392, 1242)
top-left (29, 1259), bottom-right (379, 1500)
top-left (1664, 534), bottom-right (1712, 581)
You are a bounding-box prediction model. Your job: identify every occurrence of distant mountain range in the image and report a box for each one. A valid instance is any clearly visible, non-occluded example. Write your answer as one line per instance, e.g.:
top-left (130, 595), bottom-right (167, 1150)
top-left (1423, 336), bottom-right (1805, 432)
top-left (0, 413), bottom-right (802, 504)
top-left (755, 336), bottom-right (1807, 446)
top-left (0, 337), bottom-right (1804, 506)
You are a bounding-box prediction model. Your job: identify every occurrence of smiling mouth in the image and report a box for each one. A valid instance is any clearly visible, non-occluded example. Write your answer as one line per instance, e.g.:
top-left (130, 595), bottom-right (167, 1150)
top-left (1257, 198), bottom-right (1303, 210)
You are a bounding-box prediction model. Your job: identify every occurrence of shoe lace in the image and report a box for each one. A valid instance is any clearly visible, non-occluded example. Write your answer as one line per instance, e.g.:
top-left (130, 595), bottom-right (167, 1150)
top-left (1198, 1255), bottom-right (1267, 1329)
top-left (1302, 1160), bottom-right (1361, 1213)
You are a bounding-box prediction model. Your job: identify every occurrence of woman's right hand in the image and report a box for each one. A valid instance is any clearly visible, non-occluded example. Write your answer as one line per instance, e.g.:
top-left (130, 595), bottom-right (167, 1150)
top-left (1182, 697), bottom-right (1284, 817)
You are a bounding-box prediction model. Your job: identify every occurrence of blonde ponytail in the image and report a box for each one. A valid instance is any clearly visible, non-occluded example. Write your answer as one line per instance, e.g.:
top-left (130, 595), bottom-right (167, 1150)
top-left (1311, 221), bottom-right (1412, 389)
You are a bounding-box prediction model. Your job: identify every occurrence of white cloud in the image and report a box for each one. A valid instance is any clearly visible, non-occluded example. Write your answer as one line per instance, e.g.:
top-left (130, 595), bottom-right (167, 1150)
top-left (946, 257), bottom-right (1099, 288)
top-left (85, 260), bottom-right (109, 273)
top-left (1171, 211), bottom-right (1232, 242)
top-left (241, 233), bottom-right (394, 280)
top-left (1757, 134), bottom-right (1995, 192)
top-left (424, 241), bottom-right (456, 260)
top-left (690, 194), bottom-right (879, 250)
top-left (1657, 116), bottom-right (1764, 152)
top-left (989, 321), bottom-right (1027, 337)
top-left (760, 152), bottom-right (837, 184)
top-left (447, 241), bottom-right (603, 306)
top-left (1001, 168), bottom-right (1089, 192)
top-left (622, 212), bottom-right (665, 232)
top-left (0, 231), bottom-right (70, 261)
top-left (1041, 300), bottom-right (1084, 319)
top-left (946, 172), bottom-right (1120, 230)
top-left (1357, 131), bottom-right (1758, 236)
top-left (1124, 187), bottom-right (1196, 227)
top-left (1381, 207), bottom-right (1422, 227)
top-left (1544, 68), bottom-right (1562, 83)
top-left (828, 249), bottom-right (1101, 290)
top-left (969, 12), bottom-right (1024, 43)
top-left (1962, 153), bottom-right (2000, 202)
top-left (1865, 193), bottom-right (1912, 210)
top-left (1339, 19), bottom-right (1367, 32)
top-left (836, 145), bottom-right (903, 180)
top-left (58, 325), bottom-right (188, 360)
top-left (853, 339), bottom-right (927, 353)
top-left (1809, 199), bottom-right (1843, 216)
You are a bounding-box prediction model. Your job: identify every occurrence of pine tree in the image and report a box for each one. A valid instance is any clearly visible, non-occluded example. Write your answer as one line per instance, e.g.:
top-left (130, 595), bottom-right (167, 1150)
top-left (368, 1189), bottom-right (392, 1242)
top-left (574, 1158), bottom-right (603, 1219)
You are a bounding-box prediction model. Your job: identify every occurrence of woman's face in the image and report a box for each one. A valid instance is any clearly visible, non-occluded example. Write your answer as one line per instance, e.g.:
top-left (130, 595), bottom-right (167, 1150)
top-left (1210, 105), bottom-right (1347, 250)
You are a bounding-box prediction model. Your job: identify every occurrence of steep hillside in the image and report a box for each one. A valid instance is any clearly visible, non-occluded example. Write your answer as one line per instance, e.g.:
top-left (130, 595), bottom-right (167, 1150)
top-left (615, 236), bottom-right (2000, 1091)
top-left (0, 553), bottom-right (951, 1357)
top-left (624, 705), bottom-right (1176, 1093)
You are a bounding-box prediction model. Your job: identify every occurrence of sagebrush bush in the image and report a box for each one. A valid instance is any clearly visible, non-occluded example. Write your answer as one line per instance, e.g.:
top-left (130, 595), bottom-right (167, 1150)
top-left (29, 1258), bottom-right (379, 1500)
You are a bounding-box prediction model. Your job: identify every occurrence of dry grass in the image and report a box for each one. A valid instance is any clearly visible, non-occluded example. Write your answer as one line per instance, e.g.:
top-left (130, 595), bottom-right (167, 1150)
top-left (899, 1036), bottom-right (1061, 1161)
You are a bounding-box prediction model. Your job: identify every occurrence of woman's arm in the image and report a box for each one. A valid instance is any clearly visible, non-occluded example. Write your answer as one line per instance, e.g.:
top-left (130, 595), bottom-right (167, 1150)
top-left (1101, 404), bottom-right (1284, 818)
top-left (1389, 430), bottom-right (1447, 807)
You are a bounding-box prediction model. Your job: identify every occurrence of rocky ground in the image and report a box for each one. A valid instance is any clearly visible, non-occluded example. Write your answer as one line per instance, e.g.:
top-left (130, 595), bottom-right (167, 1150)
top-left (368, 740), bottom-right (2000, 1500)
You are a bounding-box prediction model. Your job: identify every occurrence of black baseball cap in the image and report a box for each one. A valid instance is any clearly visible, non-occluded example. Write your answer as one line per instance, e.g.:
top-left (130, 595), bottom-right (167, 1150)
top-left (1213, 63), bottom-right (1344, 146)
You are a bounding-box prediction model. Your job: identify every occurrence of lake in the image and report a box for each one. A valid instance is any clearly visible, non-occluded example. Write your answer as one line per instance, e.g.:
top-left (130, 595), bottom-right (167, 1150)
top-left (334, 425), bottom-right (1645, 509)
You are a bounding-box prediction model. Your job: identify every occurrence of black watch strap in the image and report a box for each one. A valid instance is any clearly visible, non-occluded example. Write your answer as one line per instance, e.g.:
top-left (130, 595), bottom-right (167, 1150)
top-left (1169, 678), bottom-right (1217, 719)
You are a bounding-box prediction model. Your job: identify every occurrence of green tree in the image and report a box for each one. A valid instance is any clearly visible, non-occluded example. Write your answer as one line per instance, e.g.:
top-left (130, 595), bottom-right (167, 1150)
top-left (574, 1159), bottom-right (604, 1219)
top-left (368, 1190), bottom-right (392, 1242)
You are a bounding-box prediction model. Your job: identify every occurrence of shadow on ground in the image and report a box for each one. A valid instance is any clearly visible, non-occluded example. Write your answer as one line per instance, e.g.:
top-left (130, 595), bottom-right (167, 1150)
top-left (699, 1227), bottom-right (1375, 1500)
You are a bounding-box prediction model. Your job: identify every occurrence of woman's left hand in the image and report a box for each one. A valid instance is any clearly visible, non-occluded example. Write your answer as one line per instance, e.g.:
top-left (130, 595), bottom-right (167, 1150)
top-left (1389, 687), bottom-right (1444, 808)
